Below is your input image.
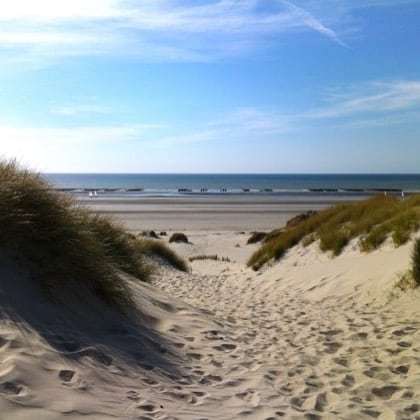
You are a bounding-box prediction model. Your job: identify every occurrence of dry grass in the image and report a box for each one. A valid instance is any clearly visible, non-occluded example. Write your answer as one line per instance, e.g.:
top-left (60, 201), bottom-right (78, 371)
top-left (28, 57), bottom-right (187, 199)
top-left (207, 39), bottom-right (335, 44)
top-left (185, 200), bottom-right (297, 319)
top-left (247, 232), bottom-right (267, 245)
top-left (249, 195), bottom-right (420, 270)
top-left (169, 232), bottom-right (189, 244)
top-left (0, 160), bottom-right (186, 310)
top-left (412, 239), bottom-right (420, 286)
top-left (189, 254), bottom-right (231, 263)
top-left (136, 239), bottom-right (189, 272)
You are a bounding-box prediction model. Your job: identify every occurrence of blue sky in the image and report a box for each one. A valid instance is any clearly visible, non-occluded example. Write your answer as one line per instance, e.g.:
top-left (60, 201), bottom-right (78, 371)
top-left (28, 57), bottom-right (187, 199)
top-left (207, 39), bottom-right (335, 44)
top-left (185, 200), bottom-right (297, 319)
top-left (0, 0), bottom-right (420, 173)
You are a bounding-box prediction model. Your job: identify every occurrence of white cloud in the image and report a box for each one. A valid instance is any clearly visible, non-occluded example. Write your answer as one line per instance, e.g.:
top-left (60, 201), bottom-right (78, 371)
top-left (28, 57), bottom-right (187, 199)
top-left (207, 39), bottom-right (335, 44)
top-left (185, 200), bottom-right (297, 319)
top-left (0, 0), bottom-right (416, 65)
top-left (2, 79), bottom-right (419, 165)
top-left (0, 0), bottom-right (346, 65)
top-left (0, 0), bottom-right (121, 21)
top-left (308, 80), bottom-right (420, 118)
top-left (157, 79), bottom-right (420, 144)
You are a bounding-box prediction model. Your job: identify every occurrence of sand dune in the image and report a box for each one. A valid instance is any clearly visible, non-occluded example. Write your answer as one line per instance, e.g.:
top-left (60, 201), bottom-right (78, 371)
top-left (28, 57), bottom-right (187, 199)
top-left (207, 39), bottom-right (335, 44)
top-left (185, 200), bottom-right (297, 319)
top-left (1, 232), bottom-right (420, 419)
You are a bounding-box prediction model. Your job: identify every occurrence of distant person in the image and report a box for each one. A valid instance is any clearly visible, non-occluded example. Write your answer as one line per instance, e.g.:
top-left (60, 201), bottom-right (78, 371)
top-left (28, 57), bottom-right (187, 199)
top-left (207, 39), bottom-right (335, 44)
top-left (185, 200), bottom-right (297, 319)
top-left (402, 191), bottom-right (405, 200)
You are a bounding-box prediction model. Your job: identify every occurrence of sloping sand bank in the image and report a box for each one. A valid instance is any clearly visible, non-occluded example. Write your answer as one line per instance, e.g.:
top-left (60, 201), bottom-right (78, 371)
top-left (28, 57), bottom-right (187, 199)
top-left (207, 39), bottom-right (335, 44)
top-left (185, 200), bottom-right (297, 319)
top-left (1, 233), bottom-right (420, 419)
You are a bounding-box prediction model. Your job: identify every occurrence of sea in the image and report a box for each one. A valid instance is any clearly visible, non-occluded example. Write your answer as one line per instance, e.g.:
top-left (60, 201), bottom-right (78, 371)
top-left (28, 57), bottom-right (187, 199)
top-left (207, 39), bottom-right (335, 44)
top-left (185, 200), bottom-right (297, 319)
top-left (43, 174), bottom-right (420, 198)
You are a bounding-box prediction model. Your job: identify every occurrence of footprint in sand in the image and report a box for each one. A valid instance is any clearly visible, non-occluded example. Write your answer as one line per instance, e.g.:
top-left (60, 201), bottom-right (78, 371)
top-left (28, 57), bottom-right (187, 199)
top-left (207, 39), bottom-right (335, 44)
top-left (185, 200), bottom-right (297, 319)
top-left (324, 341), bottom-right (342, 354)
top-left (397, 341), bottom-right (411, 348)
top-left (142, 377), bottom-right (158, 386)
top-left (127, 390), bottom-right (141, 401)
top-left (78, 347), bottom-right (113, 366)
top-left (59, 369), bottom-right (76, 382)
top-left (137, 403), bottom-right (159, 413)
top-left (0, 336), bottom-right (7, 349)
top-left (391, 365), bottom-right (410, 375)
top-left (213, 343), bottom-right (237, 352)
top-left (199, 375), bottom-right (223, 385)
top-left (371, 385), bottom-right (400, 400)
top-left (0, 381), bottom-right (25, 396)
top-left (164, 390), bottom-right (197, 404)
top-left (341, 374), bottom-right (355, 387)
top-left (187, 352), bottom-right (203, 360)
top-left (404, 403), bottom-right (420, 415)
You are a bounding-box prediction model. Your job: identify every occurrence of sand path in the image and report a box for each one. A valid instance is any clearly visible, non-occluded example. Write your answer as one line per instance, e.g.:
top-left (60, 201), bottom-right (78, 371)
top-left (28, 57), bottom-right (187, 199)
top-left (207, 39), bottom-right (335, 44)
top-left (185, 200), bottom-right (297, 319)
top-left (1, 233), bottom-right (420, 419)
top-left (149, 234), bottom-right (420, 420)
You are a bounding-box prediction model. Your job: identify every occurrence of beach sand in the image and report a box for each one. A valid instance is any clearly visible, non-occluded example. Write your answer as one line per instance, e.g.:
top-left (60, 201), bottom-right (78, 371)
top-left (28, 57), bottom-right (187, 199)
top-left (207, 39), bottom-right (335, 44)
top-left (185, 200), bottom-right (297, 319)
top-left (80, 194), bottom-right (365, 231)
top-left (1, 202), bottom-right (420, 419)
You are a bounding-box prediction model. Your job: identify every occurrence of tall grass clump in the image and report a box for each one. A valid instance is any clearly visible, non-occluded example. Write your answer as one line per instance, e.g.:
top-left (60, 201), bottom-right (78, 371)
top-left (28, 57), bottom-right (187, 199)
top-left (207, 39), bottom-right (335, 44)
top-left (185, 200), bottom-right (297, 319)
top-left (0, 161), bottom-right (186, 310)
top-left (411, 239), bottom-right (420, 286)
top-left (249, 195), bottom-right (420, 270)
top-left (136, 239), bottom-right (189, 272)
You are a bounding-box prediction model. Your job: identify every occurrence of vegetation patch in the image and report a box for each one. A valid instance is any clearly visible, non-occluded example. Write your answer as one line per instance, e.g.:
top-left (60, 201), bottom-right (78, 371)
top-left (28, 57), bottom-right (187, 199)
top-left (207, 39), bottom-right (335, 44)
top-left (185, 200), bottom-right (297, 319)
top-left (137, 239), bottom-right (189, 272)
top-left (189, 254), bottom-right (231, 263)
top-left (249, 195), bottom-right (420, 270)
top-left (169, 233), bottom-right (189, 244)
top-left (247, 232), bottom-right (267, 245)
top-left (395, 271), bottom-right (417, 291)
top-left (411, 239), bottom-right (420, 287)
top-left (139, 230), bottom-right (159, 239)
top-left (0, 160), bottom-right (186, 310)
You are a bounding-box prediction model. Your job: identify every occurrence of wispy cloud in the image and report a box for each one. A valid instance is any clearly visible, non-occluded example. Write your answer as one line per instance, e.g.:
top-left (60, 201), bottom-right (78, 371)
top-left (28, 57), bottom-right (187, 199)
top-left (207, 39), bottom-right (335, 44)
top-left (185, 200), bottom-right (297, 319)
top-left (0, 0), bottom-right (347, 65)
top-left (2, 79), bottom-right (420, 158)
top-left (308, 80), bottom-right (420, 118)
top-left (156, 79), bottom-right (420, 144)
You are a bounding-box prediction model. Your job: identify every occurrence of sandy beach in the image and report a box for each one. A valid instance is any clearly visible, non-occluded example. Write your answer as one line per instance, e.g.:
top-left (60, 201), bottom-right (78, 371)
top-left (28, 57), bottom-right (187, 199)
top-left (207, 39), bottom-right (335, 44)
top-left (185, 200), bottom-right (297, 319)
top-left (79, 194), bottom-right (368, 231)
top-left (2, 193), bottom-right (420, 420)
top-left (2, 0), bottom-right (419, 416)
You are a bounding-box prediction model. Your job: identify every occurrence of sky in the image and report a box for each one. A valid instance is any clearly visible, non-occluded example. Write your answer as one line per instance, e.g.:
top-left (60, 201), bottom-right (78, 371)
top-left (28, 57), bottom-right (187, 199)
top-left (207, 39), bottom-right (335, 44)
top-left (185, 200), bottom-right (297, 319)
top-left (0, 0), bottom-right (419, 173)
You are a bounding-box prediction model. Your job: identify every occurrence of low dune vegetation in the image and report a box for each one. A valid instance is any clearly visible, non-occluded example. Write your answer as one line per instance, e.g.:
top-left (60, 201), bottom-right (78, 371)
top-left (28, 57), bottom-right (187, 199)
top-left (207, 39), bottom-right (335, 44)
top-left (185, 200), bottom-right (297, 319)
top-left (249, 195), bottom-right (420, 270)
top-left (169, 232), bottom-right (189, 244)
top-left (189, 254), bottom-right (231, 263)
top-left (247, 232), bottom-right (267, 245)
top-left (0, 161), bottom-right (187, 310)
top-left (412, 239), bottom-right (420, 286)
top-left (136, 239), bottom-right (189, 272)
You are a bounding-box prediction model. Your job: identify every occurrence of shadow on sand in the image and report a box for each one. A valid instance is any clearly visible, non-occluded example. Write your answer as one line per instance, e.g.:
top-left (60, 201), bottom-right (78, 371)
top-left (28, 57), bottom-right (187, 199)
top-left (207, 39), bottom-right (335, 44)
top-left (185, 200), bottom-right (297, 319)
top-left (0, 254), bottom-right (184, 380)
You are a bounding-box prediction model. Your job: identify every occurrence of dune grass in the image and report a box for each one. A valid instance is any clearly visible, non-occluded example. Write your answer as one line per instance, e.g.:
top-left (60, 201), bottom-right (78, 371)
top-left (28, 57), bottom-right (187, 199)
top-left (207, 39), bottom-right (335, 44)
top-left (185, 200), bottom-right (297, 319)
top-left (249, 195), bottom-right (420, 270)
top-left (0, 160), bottom-right (185, 310)
top-left (247, 232), bottom-right (267, 245)
top-left (412, 239), bottom-right (420, 286)
top-left (136, 239), bottom-right (189, 272)
top-left (169, 232), bottom-right (189, 244)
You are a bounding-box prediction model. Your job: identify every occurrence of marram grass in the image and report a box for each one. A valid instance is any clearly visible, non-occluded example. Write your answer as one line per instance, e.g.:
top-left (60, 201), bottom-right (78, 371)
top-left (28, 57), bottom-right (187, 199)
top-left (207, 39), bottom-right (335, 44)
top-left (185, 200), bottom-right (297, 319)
top-left (249, 195), bottom-right (420, 270)
top-left (0, 160), bottom-right (187, 310)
